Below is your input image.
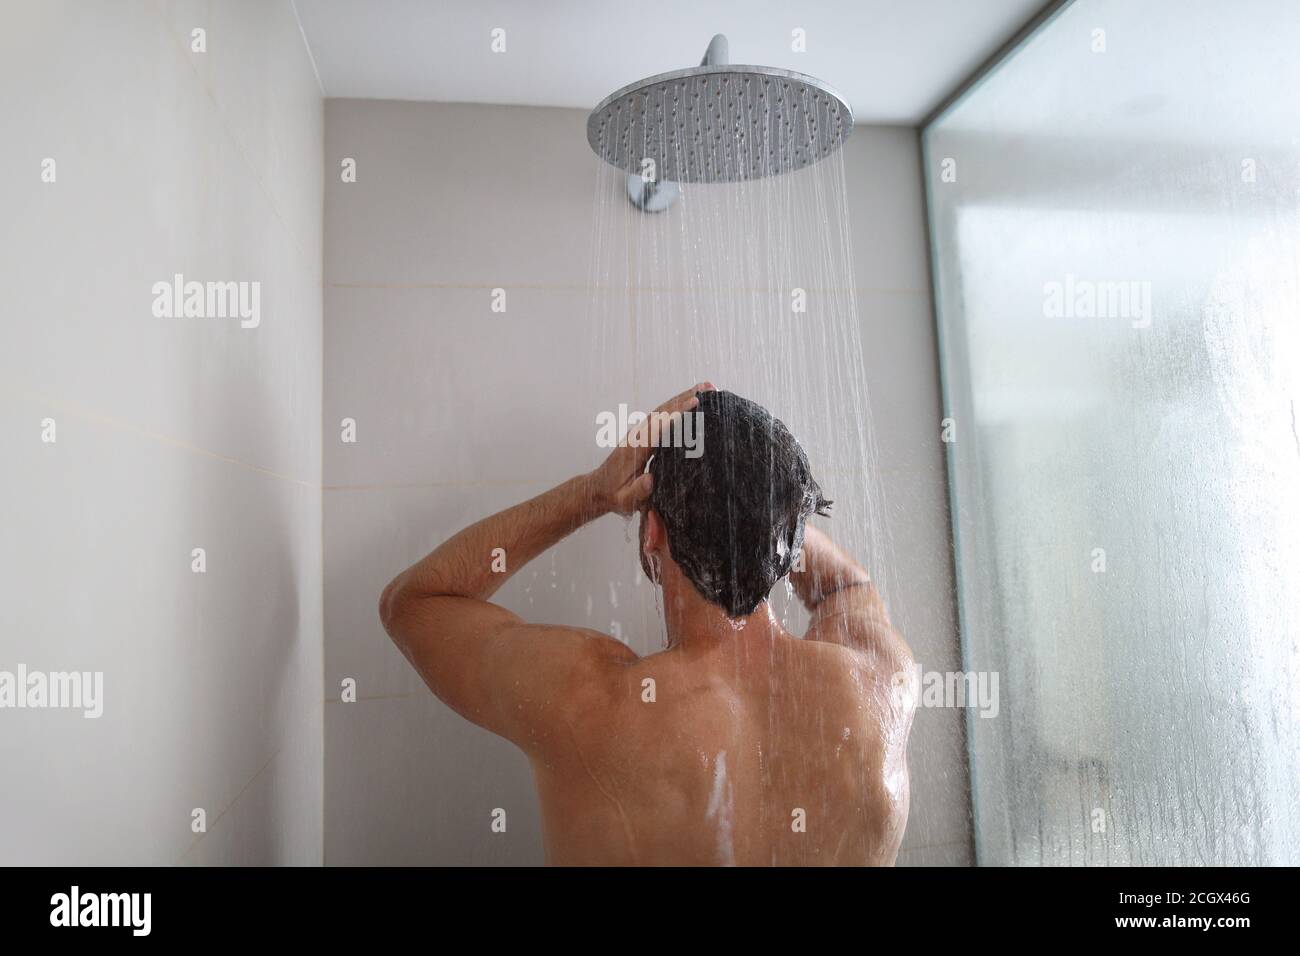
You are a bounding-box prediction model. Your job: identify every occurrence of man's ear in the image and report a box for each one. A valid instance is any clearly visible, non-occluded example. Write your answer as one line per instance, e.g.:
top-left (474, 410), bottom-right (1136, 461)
top-left (639, 509), bottom-right (668, 584)
top-left (641, 508), bottom-right (666, 552)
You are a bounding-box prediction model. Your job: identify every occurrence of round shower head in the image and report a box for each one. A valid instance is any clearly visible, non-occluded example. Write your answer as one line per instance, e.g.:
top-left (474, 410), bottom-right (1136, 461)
top-left (587, 35), bottom-right (853, 184)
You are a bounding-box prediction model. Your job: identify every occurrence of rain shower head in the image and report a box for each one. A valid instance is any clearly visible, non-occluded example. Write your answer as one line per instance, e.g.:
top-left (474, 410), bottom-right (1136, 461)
top-left (587, 33), bottom-right (854, 185)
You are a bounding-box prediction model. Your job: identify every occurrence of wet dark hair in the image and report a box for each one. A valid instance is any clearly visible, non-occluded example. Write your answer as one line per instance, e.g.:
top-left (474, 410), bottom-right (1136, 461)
top-left (649, 390), bottom-right (831, 618)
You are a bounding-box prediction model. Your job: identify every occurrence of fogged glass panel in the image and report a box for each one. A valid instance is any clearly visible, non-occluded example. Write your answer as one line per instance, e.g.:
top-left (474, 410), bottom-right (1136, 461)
top-left (924, 0), bottom-right (1300, 864)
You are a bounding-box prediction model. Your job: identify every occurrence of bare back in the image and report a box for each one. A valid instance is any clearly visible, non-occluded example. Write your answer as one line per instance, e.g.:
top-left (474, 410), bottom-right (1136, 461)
top-left (529, 626), bottom-right (912, 866)
top-left (378, 421), bottom-right (916, 867)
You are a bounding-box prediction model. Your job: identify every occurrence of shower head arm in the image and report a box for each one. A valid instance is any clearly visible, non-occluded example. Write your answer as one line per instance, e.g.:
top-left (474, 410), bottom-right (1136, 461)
top-left (700, 34), bottom-right (728, 67)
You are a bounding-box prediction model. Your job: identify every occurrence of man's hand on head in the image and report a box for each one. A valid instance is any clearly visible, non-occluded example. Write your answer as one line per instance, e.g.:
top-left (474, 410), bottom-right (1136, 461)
top-left (585, 382), bottom-right (714, 517)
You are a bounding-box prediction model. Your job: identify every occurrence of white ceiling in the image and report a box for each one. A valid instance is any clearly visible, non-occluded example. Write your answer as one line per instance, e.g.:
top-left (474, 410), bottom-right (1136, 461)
top-left (293, 0), bottom-right (1048, 124)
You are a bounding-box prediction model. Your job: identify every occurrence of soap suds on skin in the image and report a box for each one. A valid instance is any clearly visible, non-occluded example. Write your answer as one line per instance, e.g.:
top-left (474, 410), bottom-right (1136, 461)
top-left (704, 750), bottom-right (736, 865)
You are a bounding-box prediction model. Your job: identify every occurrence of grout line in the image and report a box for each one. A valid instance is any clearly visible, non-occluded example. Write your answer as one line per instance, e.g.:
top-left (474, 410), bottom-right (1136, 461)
top-left (149, 0), bottom-right (320, 276)
top-left (324, 479), bottom-right (537, 492)
top-left (9, 384), bottom-right (320, 490)
top-left (326, 280), bottom-right (928, 296)
top-left (288, 0), bottom-right (326, 97)
top-left (323, 470), bottom-right (942, 494)
top-left (325, 691), bottom-right (422, 704)
top-left (177, 745), bottom-right (282, 863)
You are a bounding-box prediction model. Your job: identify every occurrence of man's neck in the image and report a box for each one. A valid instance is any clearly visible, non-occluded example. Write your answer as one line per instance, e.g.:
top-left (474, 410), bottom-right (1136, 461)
top-left (660, 577), bottom-right (785, 650)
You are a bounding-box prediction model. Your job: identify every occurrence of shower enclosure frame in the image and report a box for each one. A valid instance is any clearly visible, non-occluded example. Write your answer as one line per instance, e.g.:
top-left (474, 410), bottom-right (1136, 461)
top-left (919, 0), bottom-right (1300, 866)
top-left (918, 0), bottom-right (1074, 869)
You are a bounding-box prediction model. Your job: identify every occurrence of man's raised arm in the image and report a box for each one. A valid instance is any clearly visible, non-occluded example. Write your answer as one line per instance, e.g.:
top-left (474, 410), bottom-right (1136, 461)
top-left (789, 524), bottom-right (913, 675)
top-left (377, 384), bottom-right (708, 746)
top-left (379, 473), bottom-right (601, 616)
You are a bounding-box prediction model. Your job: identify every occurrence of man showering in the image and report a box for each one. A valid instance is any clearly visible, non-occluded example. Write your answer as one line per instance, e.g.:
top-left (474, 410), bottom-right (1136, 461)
top-left (379, 384), bottom-right (916, 865)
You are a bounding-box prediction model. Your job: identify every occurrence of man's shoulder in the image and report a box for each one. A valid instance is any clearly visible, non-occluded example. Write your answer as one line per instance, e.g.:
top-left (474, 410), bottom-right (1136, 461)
top-left (787, 632), bottom-right (872, 669)
top-left (515, 623), bottom-right (636, 688)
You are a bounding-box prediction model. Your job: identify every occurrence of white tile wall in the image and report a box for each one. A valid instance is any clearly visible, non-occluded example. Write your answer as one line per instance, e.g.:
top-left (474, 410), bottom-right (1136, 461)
top-left (323, 285), bottom-right (634, 489)
top-left (0, 1), bottom-right (323, 864)
top-left (325, 691), bottom-right (544, 865)
top-left (323, 99), bottom-right (971, 864)
top-left (1, 6), bottom-right (969, 867)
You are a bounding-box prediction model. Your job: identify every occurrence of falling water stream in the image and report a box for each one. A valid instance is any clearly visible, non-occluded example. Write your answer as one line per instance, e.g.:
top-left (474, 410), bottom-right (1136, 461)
top-left (572, 73), bottom-right (915, 865)
top-left (584, 77), bottom-right (898, 645)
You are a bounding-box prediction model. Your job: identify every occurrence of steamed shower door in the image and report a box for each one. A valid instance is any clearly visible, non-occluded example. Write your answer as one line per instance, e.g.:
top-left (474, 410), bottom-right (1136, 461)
top-left (923, 0), bottom-right (1300, 865)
